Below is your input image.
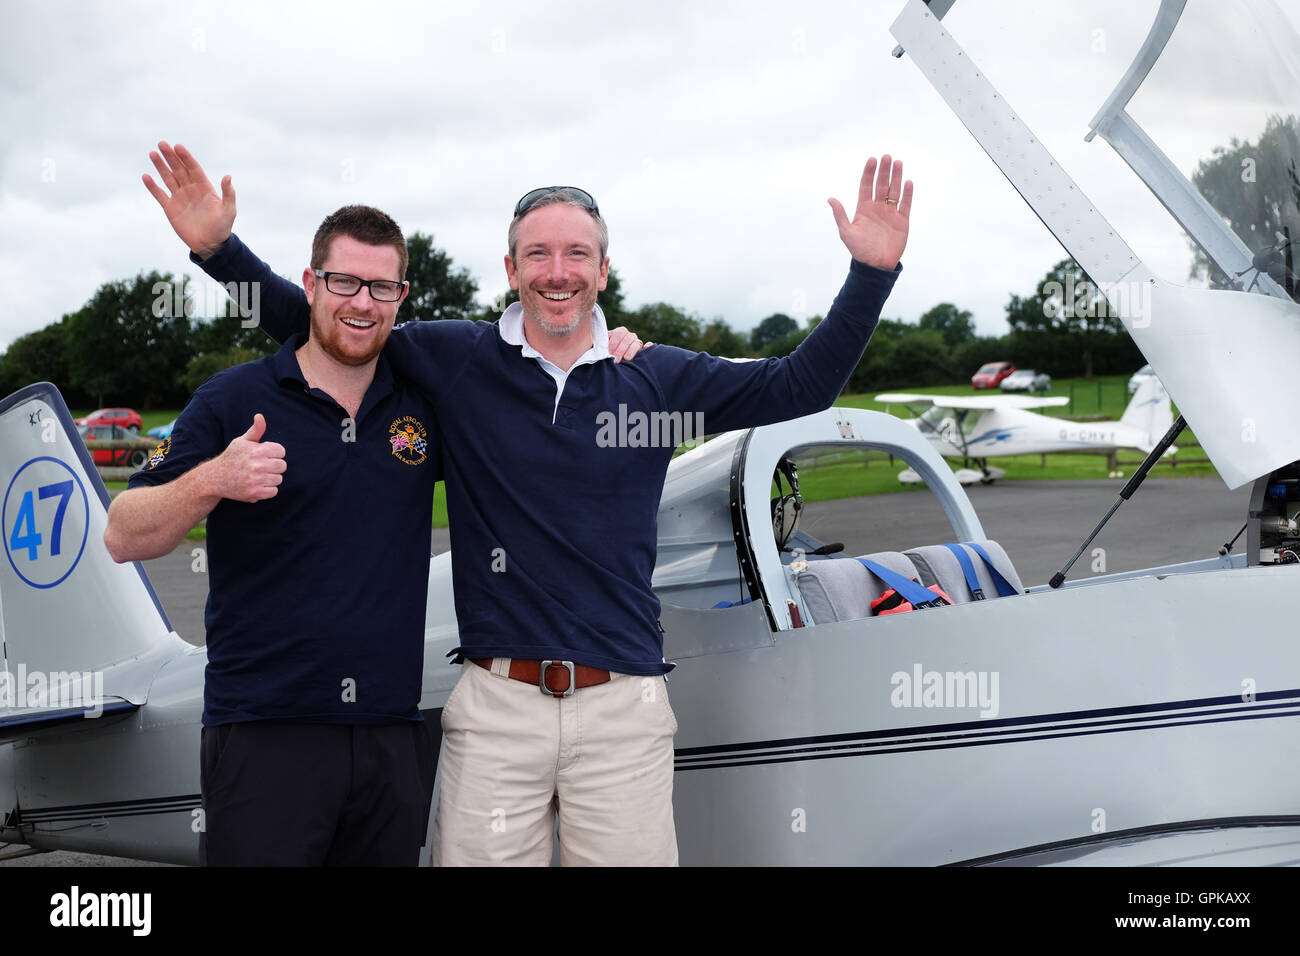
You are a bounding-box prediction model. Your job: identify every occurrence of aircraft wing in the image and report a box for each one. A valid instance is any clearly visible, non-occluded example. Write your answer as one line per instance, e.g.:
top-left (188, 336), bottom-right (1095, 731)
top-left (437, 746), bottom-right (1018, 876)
top-left (875, 393), bottom-right (1071, 410)
top-left (0, 697), bottom-right (139, 742)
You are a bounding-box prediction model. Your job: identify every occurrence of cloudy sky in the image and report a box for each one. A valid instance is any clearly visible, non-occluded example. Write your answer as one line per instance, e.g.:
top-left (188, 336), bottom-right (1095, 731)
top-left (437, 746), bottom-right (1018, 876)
top-left (2, 0), bottom-right (1297, 353)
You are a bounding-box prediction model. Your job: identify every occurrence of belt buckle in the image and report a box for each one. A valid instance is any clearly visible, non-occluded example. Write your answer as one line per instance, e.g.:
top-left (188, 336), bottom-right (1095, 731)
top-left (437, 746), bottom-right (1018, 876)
top-left (539, 660), bottom-right (576, 698)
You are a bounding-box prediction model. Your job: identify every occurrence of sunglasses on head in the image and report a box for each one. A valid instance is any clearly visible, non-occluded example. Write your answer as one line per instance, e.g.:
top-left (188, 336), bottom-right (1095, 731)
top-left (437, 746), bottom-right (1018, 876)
top-left (513, 186), bottom-right (600, 218)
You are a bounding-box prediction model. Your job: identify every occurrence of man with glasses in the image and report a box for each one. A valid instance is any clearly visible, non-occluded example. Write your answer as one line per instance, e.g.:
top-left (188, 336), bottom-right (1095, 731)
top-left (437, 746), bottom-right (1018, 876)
top-left (152, 145), bottom-right (913, 865)
top-left (104, 199), bottom-right (450, 864)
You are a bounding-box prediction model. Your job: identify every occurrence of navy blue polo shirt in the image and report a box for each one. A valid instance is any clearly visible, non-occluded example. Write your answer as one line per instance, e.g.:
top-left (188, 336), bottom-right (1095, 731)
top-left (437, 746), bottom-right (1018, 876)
top-left (129, 333), bottom-right (442, 726)
top-left (198, 235), bottom-right (898, 676)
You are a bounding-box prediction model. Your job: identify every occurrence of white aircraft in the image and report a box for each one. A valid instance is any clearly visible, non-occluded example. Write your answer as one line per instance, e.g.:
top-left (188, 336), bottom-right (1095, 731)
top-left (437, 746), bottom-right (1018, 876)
top-left (876, 376), bottom-right (1173, 484)
top-left (3, 0), bottom-right (1300, 868)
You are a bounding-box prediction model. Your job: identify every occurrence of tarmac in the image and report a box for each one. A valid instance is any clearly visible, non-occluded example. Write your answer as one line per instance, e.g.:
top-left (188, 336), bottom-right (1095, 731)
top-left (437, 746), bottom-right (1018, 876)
top-left (0, 476), bottom-right (1254, 866)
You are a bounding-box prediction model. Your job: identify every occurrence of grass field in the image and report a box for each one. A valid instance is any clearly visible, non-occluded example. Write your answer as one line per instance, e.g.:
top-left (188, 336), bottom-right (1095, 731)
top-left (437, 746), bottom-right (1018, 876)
top-left (88, 375), bottom-right (1215, 538)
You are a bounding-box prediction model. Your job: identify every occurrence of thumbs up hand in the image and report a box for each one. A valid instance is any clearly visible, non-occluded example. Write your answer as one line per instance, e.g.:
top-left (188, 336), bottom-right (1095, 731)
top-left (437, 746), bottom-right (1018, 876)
top-left (216, 414), bottom-right (287, 502)
top-left (241, 413), bottom-right (267, 443)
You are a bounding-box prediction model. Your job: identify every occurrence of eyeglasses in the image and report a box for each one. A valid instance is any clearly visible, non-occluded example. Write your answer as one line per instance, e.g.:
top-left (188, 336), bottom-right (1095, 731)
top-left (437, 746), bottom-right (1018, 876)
top-left (513, 186), bottom-right (600, 219)
top-left (312, 270), bottom-right (406, 302)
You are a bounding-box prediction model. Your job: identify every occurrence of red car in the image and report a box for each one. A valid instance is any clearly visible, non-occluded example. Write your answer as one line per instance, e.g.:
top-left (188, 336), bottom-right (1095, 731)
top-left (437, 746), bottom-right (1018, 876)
top-left (75, 407), bottom-right (143, 433)
top-left (971, 361), bottom-right (1016, 390)
top-left (78, 424), bottom-right (149, 468)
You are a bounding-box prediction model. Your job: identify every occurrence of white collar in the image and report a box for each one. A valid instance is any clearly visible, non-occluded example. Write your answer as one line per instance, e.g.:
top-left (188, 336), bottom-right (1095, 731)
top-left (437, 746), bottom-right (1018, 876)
top-left (496, 302), bottom-right (611, 367)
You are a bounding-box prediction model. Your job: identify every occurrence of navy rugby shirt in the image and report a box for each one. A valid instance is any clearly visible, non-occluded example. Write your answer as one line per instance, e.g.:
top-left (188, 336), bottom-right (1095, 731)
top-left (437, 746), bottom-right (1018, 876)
top-left (198, 235), bottom-right (897, 676)
top-left (129, 333), bottom-right (442, 725)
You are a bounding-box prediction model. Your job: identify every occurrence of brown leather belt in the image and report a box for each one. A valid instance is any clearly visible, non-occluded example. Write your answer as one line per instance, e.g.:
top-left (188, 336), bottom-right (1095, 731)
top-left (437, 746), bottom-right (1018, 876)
top-left (473, 658), bottom-right (611, 698)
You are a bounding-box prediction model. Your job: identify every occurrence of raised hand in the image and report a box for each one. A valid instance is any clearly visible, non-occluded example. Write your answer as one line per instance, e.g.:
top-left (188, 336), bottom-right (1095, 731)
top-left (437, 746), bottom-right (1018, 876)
top-left (143, 141), bottom-right (237, 260)
top-left (212, 414), bottom-right (286, 503)
top-left (827, 155), bottom-right (914, 270)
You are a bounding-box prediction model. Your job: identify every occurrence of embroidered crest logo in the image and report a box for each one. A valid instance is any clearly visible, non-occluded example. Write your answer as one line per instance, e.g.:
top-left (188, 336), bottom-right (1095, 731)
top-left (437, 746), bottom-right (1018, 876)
top-left (388, 416), bottom-right (428, 466)
top-left (147, 437), bottom-right (171, 470)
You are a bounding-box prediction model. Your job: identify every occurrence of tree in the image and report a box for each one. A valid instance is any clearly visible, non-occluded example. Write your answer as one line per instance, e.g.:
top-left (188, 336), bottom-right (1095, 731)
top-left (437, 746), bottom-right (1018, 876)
top-left (0, 320), bottom-right (74, 401)
top-left (760, 315), bottom-right (824, 359)
top-left (848, 319), bottom-right (954, 392)
top-left (185, 302), bottom-right (274, 391)
top-left (697, 317), bottom-right (749, 357)
top-left (597, 267), bottom-right (628, 326)
top-left (63, 271), bottom-right (196, 407)
top-left (749, 313), bottom-right (798, 352)
top-left (918, 302), bottom-right (976, 347)
top-left (1190, 113), bottom-right (1299, 299)
top-left (847, 321), bottom-right (961, 392)
top-left (396, 232), bottom-right (479, 323)
top-left (182, 347), bottom-right (265, 394)
top-left (190, 311), bottom-right (276, 358)
top-left (953, 334), bottom-right (1013, 382)
top-left (1004, 257), bottom-right (1137, 379)
top-left (628, 302), bottom-right (701, 350)
top-left (469, 287), bottom-right (518, 323)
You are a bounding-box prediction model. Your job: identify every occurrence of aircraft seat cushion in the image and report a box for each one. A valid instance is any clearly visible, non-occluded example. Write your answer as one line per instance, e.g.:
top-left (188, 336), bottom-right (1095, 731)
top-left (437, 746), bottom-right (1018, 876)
top-left (905, 541), bottom-right (1023, 603)
top-left (796, 551), bottom-right (919, 624)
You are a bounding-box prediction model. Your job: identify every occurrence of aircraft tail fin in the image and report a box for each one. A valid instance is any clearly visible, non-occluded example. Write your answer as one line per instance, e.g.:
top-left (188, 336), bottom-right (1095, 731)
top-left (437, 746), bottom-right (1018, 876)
top-left (0, 383), bottom-right (180, 725)
top-left (1120, 375), bottom-right (1173, 453)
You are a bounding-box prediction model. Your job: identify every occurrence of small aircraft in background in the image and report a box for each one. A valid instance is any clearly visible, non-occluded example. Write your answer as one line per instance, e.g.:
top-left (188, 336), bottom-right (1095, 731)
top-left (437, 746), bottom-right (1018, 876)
top-left (876, 376), bottom-right (1173, 484)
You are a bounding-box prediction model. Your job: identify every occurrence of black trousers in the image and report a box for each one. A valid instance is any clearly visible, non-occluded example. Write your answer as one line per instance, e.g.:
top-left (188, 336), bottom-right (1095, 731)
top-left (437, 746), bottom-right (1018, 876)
top-left (199, 720), bottom-right (434, 866)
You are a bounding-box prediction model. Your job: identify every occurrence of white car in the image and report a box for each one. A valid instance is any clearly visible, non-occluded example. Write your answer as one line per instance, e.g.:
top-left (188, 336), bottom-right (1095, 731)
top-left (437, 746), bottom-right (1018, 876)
top-left (999, 368), bottom-right (1051, 393)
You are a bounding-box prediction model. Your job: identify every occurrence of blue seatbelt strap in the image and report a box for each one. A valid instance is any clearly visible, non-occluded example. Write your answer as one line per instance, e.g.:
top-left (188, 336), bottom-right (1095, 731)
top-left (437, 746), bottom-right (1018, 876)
top-left (856, 558), bottom-right (950, 609)
top-left (963, 542), bottom-right (1019, 597)
top-left (941, 543), bottom-right (984, 600)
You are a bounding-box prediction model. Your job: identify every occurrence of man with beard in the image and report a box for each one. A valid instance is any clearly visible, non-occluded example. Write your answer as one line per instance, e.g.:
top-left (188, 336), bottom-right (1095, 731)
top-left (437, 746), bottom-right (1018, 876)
top-left (154, 146), bottom-right (912, 865)
top-left (103, 203), bottom-right (442, 865)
